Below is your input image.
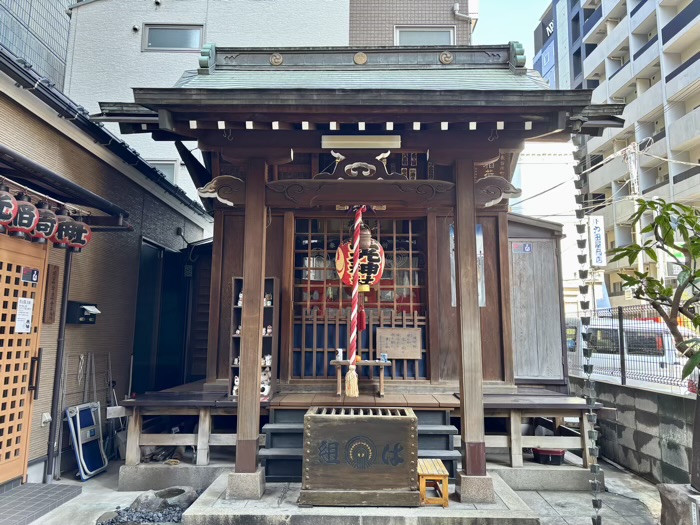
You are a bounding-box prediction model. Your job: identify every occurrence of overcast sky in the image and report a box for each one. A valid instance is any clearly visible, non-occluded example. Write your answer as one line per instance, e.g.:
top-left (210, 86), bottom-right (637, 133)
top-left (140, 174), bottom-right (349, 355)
top-left (471, 0), bottom-right (552, 67)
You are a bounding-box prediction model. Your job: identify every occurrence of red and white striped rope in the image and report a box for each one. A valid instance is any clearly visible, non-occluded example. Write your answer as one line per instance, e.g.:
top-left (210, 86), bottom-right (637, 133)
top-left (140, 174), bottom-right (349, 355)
top-left (348, 205), bottom-right (365, 364)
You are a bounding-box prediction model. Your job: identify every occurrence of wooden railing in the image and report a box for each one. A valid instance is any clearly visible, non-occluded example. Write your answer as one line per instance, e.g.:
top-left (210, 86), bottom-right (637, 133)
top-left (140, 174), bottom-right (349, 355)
top-left (291, 309), bottom-right (427, 380)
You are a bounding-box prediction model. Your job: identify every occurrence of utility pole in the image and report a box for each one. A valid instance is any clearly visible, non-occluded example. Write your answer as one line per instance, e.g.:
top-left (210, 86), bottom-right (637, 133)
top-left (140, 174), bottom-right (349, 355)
top-left (623, 143), bottom-right (645, 278)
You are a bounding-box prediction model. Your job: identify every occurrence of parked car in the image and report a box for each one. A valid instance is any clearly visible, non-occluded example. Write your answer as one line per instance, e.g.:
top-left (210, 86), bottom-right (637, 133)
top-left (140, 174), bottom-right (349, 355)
top-left (566, 316), bottom-right (699, 394)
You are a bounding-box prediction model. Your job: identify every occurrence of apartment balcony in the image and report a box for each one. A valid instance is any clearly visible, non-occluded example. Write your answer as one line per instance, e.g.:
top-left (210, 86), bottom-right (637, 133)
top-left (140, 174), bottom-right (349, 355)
top-left (630, 0), bottom-right (653, 22)
top-left (661, 0), bottom-right (700, 50)
top-left (583, 6), bottom-right (604, 39)
top-left (590, 80), bottom-right (608, 104)
top-left (587, 125), bottom-right (625, 154)
top-left (668, 105), bottom-right (700, 152)
top-left (631, 35), bottom-right (659, 72)
top-left (583, 16), bottom-right (629, 78)
top-left (608, 61), bottom-right (632, 96)
top-left (623, 80), bottom-right (663, 123)
top-left (613, 198), bottom-right (636, 225)
top-left (639, 134), bottom-right (667, 168)
top-left (597, 201), bottom-right (615, 228)
top-left (641, 179), bottom-right (670, 198)
top-left (666, 51), bottom-right (700, 99)
top-left (673, 166), bottom-right (700, 201)
top-left (588, 156), bottom-right (629, 192)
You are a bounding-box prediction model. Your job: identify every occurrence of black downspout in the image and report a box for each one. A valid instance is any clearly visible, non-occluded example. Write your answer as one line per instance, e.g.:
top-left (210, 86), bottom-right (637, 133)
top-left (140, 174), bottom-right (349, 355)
top-left (44, 249), bottom-right (73, 483)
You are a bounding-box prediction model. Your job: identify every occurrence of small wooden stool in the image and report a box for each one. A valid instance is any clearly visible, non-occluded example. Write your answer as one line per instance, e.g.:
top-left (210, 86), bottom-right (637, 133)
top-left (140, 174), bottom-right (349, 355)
top-left (417, 458), bottom-right (449, 508)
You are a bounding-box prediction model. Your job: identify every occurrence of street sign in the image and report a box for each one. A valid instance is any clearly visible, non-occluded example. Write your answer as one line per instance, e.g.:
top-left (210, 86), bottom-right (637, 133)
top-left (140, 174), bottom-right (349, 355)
top-left (588, 216), bottom-right (607, 267)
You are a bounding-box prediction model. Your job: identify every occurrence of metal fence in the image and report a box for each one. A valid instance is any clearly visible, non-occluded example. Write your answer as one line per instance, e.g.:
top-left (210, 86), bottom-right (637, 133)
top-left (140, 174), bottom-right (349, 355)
top-left (567, 304), bottom-right (699, 395)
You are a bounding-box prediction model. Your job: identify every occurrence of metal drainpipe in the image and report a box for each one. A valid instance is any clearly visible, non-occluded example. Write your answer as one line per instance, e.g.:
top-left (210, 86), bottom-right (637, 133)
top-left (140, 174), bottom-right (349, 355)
top-left (44, 249), bottom-right (73, 483)
top-left (453, 2), bottom-right (478, 36)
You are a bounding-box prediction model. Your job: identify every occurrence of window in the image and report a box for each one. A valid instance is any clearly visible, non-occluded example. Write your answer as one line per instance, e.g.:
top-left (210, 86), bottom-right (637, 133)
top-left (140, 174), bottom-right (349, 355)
top-left (148, 161), bottom-right (177, 183)
top-left (395, 26), bottom-right (455, 46)
top-left (143, 25), bottom-right (203, 51)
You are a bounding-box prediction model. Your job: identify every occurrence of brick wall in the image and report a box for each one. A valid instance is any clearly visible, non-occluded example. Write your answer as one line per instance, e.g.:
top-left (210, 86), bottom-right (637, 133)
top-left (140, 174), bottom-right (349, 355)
top-left (570, 377), bottom-right (695, 484)
top-left (349, 0), bottom-right (472, 46)
top-left (0, 93), bottom-right (207, 462)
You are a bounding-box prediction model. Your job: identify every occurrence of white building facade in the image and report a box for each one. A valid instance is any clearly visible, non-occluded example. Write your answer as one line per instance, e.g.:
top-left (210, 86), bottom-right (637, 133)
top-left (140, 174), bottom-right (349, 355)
top-left (64, 0), bottom-right (476, 200)
top-left (580, 0), bottom-right (700, 306)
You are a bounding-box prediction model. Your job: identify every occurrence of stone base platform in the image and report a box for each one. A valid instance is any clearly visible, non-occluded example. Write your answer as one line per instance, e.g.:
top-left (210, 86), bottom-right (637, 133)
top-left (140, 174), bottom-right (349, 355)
top-left (487, 454), bottom-right (601, 492)
top-left (183, 472), bottom-right (539, 525)
top-left (119, 464), bottom-right (233, 492)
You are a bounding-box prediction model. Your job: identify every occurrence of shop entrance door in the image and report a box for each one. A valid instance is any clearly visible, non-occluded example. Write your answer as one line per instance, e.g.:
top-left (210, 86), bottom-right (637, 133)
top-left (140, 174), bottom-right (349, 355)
top-left (0, 237), bottom-right (48, 484)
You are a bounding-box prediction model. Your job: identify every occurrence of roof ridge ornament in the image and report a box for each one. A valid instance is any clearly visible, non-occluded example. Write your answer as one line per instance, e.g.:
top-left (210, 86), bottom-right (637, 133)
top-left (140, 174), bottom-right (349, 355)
top-left (198, 43), bottom-right (216, 75)
top-left (509, 41), bottom-right (526, 74)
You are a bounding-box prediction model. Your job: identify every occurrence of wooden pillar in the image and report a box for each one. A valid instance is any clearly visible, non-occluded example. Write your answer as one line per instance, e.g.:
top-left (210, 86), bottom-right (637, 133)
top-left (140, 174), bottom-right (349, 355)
top-left (196, 408), bottom-right (212, 466)
top-left (125, 408), bottom-right (142, 466)
top-left (454, 159), bottom-right (487, 476)
top-left (235, 159), bottom-right (268, 473)
top-left (279, 211), bottom-right (295, 385)
top-left (427, 211), bottom-right (441, 384)
top-left (498, 212), bottom-right (515, 384)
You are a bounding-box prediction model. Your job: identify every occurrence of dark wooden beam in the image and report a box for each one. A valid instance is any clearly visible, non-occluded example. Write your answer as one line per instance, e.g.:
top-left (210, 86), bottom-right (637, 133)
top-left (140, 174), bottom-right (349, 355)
top-left (235, 159), bottom-right (268, 473)
top-left (454, 159), bottom-right (486, 476)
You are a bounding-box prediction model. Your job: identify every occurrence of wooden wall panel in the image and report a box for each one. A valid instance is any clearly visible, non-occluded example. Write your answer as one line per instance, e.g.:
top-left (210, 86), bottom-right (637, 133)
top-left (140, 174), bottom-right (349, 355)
top-left (214, 213), bottom-right (285, 380)
top-left (436, 216), bottom-right (459, 382)
top-left (436, 214), bottom-right (505, 383)
top-left (478, 216), bottom-right (504, 382)
top-left (187, 252), bottom-right (212, 380)
top-left (510, 239), bottom-right (564, 381)
top-left (217, 214), bottom-right (244, 378)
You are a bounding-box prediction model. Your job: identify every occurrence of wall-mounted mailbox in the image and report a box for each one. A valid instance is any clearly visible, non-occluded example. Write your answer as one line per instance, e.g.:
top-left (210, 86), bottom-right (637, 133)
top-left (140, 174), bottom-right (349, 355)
top-left (66, 302), bottom-right (101, 325)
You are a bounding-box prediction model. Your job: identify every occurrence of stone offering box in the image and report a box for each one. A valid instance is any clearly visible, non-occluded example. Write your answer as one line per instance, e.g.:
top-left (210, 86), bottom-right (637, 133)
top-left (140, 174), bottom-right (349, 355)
top-left (299, 406), bottom-right (420, 507)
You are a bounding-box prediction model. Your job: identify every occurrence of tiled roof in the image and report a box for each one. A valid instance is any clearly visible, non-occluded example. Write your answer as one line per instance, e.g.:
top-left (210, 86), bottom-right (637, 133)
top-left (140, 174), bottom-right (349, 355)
top-left (173, 67), bottom-right (551, 91)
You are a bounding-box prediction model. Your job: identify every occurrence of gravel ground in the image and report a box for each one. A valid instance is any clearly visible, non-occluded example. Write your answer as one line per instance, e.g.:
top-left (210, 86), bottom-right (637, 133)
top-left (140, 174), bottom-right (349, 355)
top-left (98, 505), bottom-right (183, 524)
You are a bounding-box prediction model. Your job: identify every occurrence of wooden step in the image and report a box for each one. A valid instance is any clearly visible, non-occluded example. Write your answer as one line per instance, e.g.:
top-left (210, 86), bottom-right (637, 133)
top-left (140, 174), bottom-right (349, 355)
top-left (418, 449), bottom-right (461, 461)
top-left (262, 423), bottom-right (303, 434)
top-left (259, 447), bottom-right (303, 459)
top-left (417, 425), bottom-right (458, 435)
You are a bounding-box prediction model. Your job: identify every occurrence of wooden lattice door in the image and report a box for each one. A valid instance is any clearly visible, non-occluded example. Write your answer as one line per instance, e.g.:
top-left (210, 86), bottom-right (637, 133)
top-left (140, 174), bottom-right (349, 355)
top-left (0, 236), bottom-right (48, 484)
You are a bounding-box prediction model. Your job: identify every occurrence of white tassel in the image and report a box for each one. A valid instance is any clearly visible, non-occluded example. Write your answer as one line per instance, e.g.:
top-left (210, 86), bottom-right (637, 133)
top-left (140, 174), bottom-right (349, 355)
top-left (345, 365), bottom-right (359, 397)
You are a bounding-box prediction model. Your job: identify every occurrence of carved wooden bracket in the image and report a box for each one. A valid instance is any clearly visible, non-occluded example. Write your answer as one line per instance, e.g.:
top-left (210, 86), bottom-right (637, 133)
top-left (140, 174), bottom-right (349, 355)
top-left (198, 175), bottom-right (245, 207)
top-left (314, 151), bottom-right (406, 181)
top-left (474, 176), bottom-right (522, 208)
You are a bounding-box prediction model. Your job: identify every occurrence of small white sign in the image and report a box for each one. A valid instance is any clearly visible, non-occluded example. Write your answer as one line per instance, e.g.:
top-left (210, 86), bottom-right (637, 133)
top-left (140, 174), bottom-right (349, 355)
top-left (15, 297), bottom-right (34, 334)
top-left (588, 215), bottom-right (607, 267)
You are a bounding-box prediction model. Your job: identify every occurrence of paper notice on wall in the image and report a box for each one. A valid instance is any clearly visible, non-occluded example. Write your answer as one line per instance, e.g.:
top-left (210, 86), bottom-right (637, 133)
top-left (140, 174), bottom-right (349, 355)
top-left (15, 297), bottom-right (34, 334)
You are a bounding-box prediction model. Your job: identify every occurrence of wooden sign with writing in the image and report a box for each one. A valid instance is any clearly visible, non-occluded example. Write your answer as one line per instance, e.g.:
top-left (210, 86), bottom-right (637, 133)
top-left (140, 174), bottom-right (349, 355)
top-left (43, 264), bottom-right (59, 324)
top-left (376, 328), bottom-right (422, 360)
